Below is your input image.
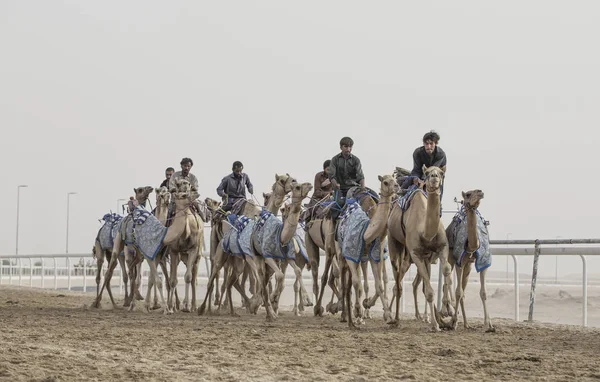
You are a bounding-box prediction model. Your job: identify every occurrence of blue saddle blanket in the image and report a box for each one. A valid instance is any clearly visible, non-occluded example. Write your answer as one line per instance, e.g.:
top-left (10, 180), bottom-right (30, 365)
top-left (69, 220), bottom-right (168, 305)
top-left (98, 213), bottom-right (123, 250)
top-left (337, 202), bottom-right (382, 264)
top-left (447, 207), bottom-right (491, 272)
top-left (397, 186), bottom-right (426, 212)
top-left (253, 210), bottom-right (300, 260)
top-left (222, 215), bottom-right (255, 258)
top-left (132, 207), bottom-right (168, 260)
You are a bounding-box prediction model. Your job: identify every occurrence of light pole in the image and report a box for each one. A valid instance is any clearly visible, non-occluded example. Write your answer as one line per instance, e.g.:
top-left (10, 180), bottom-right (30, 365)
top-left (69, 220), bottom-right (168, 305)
top-left (16, 185), bottom-right (28, 256)
top-left (66, 192), bottom-right (77, 253)
top-left (117, 198), bottom-right (126, 215)
top-left (506, 233), bottom-right (512, 281)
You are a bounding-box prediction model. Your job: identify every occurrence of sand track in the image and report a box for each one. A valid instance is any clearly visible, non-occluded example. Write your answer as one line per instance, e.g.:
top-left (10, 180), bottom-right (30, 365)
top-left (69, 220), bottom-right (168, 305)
top-left (1, 285), bottom-right (599, 381)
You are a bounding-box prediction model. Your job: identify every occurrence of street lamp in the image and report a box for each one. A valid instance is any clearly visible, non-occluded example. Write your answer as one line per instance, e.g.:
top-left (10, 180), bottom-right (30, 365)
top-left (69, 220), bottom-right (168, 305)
top-left (117, 198), bottom-right (126, 215)
top-left (16, 185), bottom-right (28, 256)
top-left (66, 192), bottom-right (77, 254)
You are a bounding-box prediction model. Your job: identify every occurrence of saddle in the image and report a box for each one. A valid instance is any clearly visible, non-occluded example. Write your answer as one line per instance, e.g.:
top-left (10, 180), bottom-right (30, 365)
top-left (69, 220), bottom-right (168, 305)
top-left (229, 198), bottom-right (247, 216)
top-left (346, 186), bottom-right (380, 204)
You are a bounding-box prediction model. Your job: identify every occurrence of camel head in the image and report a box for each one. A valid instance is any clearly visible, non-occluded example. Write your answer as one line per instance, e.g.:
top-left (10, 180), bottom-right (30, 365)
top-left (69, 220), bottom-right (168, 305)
top-left (291, 181), bottom-right (313, 201)
top-left (272, 173), bottom-right (296, 196)
top-left (155, 186), bottom-right (171, 207)
top-left (204, 197), bottom-right (221, 212)
top-left (171, 178), bottom-right (192, 194)
top-left (134, 186), bottom-right (154, 203)
top-left (263, 192), bottom-right (272, 206)
top-left (377, 174), bottom-right (399, 198)
top-left (462, 189), bottom-right (484, 210)
top-left (422, 165), bottom-right (444, 193)
top-left (280, 203), bottom-right (292, 220)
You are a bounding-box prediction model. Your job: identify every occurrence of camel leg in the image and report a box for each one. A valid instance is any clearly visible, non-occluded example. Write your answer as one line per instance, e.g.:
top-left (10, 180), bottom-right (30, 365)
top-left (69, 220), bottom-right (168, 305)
top-left (305, 232), bottom-right (320, 305)
top-left (94, 242), bottom-right (104, 301)
top-left (218, 262), bottom-right (229, 310)
top-left (265, 258), bottom-right (284, 317)
top-left (93, 248), bottom-right (114, 309)
top-left (480, 268), bottom-right (495, 332)
top-left (382, 255), bottom-right (389, 305)
top-left (360, 260), bottom-right (371, 319)
top-left (239, 262), bottom-right (249, 307)
top-left (345, 260), bottom-right (364, 323)
top-left (147, 259), bottom-right (169, 314)
top-left (328, 255), bottom-right (344, 314)
top-left (191, 256), bottom-right (199, 312)
top-left (438, 245), bottom-right (453, 320)
top-left (411, 254), bottom-right (440, 332)
top-left (244, 256), bottom-right (263, 315)
top-left (168, 251), bottom-right (179, 312)
top-left (314, 250), bottom-right (332, 316)
top-left (413, 272), bottom-right (424, 321)
top-left (225, 257), bottom-right (246, 317)
top-left (258, 257), bottom-right (277, 321)
top-left (287, 259), bottom-right (304, 316)
top-left (135, 260), bottom-right (144, 300)
top-left (341, 261), bottom-right (356, 328)
top-left (364, 258), bottom-right (391, 322)
top-left (127, 250), bottom-right (143, 312)
top-left (231, 265), bottom-right (252, 312)
top-left (198, 246), bottom-right (228, 315)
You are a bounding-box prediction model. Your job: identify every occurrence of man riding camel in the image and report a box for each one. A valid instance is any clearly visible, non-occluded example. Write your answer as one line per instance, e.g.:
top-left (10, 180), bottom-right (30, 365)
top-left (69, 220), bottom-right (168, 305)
top-left (216, 161), bottom-right (254, 213)
top-left (328, 136), bottom-right (365, 219)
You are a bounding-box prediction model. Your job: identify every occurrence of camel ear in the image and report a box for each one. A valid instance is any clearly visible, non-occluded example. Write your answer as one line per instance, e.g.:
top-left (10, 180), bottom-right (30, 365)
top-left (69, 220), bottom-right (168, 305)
top-left (275, 174), bottom-right (279, 181)
top-left (462, 191), bottom-right (467, 199)
top-left (422, 164), bottom-right (428, 174)
top-left (378, 175), bottom-right (383, 182)
top-left (286, 173), bottom-right (290, 177)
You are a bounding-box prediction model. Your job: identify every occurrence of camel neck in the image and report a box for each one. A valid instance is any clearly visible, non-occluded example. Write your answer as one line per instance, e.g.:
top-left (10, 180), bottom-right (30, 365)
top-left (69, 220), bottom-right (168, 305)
top-left (280, 199), bottom-right (302, 243)
top-left (423, 190), bottom-right (441, 241)
top-left (466, 207), bottom-right (480, 252)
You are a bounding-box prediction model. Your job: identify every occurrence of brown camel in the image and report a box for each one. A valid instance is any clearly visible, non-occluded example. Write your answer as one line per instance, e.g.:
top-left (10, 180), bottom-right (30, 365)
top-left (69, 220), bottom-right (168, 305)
top-left (92, 186), bottom-right (154, 309)
top-left (387, 165), bottom-right (452, 331)
top-left (447, 189), bottom-right (494, 332)
top-left (197, 174), bottom-right (297, 316)
top-left (336, 175), bottom-right (398, 327)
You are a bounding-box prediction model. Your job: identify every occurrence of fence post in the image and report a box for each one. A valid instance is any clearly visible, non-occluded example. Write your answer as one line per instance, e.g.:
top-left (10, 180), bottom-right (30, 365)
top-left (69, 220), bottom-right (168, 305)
top-left (527, 240), bottom-right (541, 322)
top-left (580, 254), bottom-right (588, 327)
top-left (41, 258), bottom-right (45, 288)
top-left (0, 259), bottom-right (3, 285)
top-left (53, 258), bottom-right (58, 290)
top-left (18, 258), bottom-right (22, 286)
top-left (512, 255), bottom-right (519, 321)
top-left (67, 258), bottom-right (71, 291)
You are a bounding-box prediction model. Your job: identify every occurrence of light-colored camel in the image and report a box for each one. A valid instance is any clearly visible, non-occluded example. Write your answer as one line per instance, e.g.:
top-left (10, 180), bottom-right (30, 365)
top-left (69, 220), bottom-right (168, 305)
top-left (92, 186), bottom-right (154, 309)
top-left (336, 175), bottom-right (398, 327)
top-left (387, 165), bottom-right (452, 331)
top-left (163, 178), bottom-right (205, 313)
top-left (448, 189), bottom-right (494, 332)
top-left (244, 180), bottom-right (312, 321)
top-left (311, 188), bottom-right (386, 317)
top-left (198, 174), bottom-right (297, 316)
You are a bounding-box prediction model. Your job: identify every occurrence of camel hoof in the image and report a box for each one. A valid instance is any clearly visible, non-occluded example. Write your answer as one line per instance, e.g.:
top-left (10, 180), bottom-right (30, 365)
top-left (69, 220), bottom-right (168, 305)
top-left (430, 326), bottom-right (441, 333)
top-left (181, 307), bottom-right (191, 313)
top-left (387, 319), bottom-right (399, 327)
top-left (304, 300), bottom-right (313, 307)
top-left (92, 301), bottom-right (101, 309)
top-left (362, 299), bottom-right (370, 310)
top-left (383, 311), bottom-right (392, 322)
top-left (151, 304), bottom-right (161, 310)
top-left (197, 304), bottom-right (206, 316)
top-left (314, 305), bottom-right (324, 317)
top-left (265, 315), bottom-right (275, 322)
top-left (485, 326), bottom-right (496, 333)
top-left (135, 292), bottom-right (144, 301)
top-left (293, 309), bottom-right (301, 317)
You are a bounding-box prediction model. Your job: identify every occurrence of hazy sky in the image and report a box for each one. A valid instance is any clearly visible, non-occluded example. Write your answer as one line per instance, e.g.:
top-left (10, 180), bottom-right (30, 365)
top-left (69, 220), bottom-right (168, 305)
top-left (1, 1), bottom-right (598, 277)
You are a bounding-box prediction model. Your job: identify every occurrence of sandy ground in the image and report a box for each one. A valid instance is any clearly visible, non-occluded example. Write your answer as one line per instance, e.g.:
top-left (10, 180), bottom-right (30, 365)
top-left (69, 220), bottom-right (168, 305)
top-left (1, 285), bottom-right (600, 382)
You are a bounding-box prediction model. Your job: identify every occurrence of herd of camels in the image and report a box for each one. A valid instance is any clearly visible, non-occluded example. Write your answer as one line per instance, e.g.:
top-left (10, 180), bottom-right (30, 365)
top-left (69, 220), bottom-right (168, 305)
top-left (92, 165), bottom-right (494, 332)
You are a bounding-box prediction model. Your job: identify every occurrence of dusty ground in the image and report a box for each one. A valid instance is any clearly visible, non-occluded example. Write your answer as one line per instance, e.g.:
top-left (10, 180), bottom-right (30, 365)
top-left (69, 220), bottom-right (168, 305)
top-left (1, 286), bottom-right (600, 381)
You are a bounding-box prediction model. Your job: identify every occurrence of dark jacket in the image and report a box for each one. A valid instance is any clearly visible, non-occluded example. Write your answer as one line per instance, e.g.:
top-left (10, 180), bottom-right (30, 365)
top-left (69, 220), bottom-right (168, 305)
top-left (217, 173), bottom-right (254, 200)
top-left (159, 179), bottom-right (169, 189)
top-left (411, 146), bottom-right (447, 179)
top-left (328, 152), bottom-right (365, 191)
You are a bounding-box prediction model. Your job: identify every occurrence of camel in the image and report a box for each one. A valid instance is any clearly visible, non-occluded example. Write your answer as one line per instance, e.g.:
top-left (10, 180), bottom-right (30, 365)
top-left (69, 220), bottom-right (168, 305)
top-left (163, 179), bottom-right (205, 313)
top-left (387, 165), bottom-right (452, 331)
top-left (92, 186), bottom-right (154, 309)
top-left (446, 189), bottom-right (494, 332)
top-left (198, 174), bottom-right (297, 316)
top-left (92, 213), bottom-right (128, 307)
top-left (336, 175), bottom-right (398, 327)
top-left (244, 180), bottom-right (312, 321)
top-left (311, 187), bottom-right (386, 317)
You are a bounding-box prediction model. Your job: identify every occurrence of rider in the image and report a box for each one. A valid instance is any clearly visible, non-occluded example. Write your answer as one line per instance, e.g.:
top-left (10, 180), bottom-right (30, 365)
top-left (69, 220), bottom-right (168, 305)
top-left (405, 130), bottom-right (447, 214)
top-left (328, 136), bottom-right (365, 219)
top-left (169, 157), bottom-right (199, 191)
top-left (216, 161), bottom-right (254, 212)
top-left (167, 158), bottom-right (203, 224)
top-left (301, 159), bottom-right (334, 224)
top-left (160, 167), bottom-right (175, 189)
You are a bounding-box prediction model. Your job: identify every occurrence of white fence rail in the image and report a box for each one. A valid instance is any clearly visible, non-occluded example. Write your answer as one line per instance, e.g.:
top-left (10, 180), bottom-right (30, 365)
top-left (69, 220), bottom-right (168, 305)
top-left (1, 239), bottom-right (599, 327)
